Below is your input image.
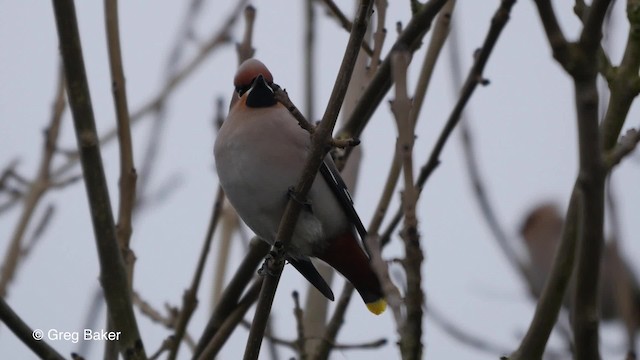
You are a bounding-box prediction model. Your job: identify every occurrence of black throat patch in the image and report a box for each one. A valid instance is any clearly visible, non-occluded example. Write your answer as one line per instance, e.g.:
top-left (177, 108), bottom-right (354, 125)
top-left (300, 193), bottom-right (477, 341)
top-left (246, 75), bottom-right (277, 108)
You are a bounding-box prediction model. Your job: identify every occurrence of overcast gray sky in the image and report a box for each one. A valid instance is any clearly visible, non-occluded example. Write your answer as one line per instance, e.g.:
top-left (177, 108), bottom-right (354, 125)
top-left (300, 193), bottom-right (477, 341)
top-left (1, 1), bottom-right (639, 359)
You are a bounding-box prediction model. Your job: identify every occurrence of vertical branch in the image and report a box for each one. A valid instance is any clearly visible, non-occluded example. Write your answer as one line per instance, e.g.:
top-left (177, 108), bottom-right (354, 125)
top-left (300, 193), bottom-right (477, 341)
top-left (193, 239), bottom-right (270, 358)
top-left (302, 0), bottom-right (339, 355)
top-left (510, 0), bottom-right (614, 358)
top-left (236, 5), bottom-right (256, 63)
top-left (304, 0), bottom-right (316, 121)
top-left (447, 2), bottom-right (532, 287)
top-left (293, 291), bottom-right (307, 360)
top-left (51, 1), bottom-right (146, 359)
top-left (367, 0), bottom-right (387, 75)
top-left (391, 49), bottom-right (424, 360)
top-left (104, 0), bottom-right (137, 272)
top-left (242, 1), bottom-right (374, 359)
top-left (166, 188), bottom-right (225, 360)
top-left (307, 2), bottom-right (375, 354)
top-left (310, 284), bottom-right (356, 360)
top-left (212, 4), bottom-right (257, 310)
top-left (337, 0), bottom-right (449, 141)
top-left (104, 2), bottom-right (138, 357)
top-left (380, 0), bottom-right (517, 248)
top-left (572, 71), bottom-right (606, 360)
top-left (368, 0), bottom-right (455, 236)
top-left (196, 278), bottom-right (264, 360)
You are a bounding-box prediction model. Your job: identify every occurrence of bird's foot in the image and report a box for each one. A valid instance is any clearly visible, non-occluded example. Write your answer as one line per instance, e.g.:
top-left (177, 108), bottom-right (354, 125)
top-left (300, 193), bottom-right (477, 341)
top-left (258, 247), bottom-right (283, 277)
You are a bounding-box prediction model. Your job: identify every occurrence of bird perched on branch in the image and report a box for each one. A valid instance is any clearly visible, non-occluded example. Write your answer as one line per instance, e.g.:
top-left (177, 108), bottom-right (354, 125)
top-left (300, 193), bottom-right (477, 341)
top-left (521, 203), bottom-right (640, 351)
top-left (214, 58), bottom-right (386, 315)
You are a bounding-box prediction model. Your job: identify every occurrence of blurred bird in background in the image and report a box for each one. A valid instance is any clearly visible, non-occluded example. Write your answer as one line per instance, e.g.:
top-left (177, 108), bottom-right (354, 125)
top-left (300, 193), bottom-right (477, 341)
top-left (520, 203), bottom-right (640, 352)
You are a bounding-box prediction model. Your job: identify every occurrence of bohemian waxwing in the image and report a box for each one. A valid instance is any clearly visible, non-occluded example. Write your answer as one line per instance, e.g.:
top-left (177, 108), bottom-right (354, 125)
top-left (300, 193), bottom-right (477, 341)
top-left (521, 203), bottom-right (640, 350)
top-left (214, 58), bottom-right (386, 315)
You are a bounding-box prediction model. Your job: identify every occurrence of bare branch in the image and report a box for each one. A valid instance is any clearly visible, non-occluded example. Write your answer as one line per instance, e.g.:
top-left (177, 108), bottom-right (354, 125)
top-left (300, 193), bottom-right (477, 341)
top-left (236, 5), bottom-right (256, 63)
top-left (0, 64), bottom-right (66, 297)
top-left (310, 284), bottom-right (355, 360)
top-left (51, 1), bottom-right (146, 357)
top-left (605, 128), bottom-right (640, 169)
top-left (193, 239), bottom-right (270, 358)
top-left (243, 2), bottom-right (374, 358)
top-left (367, 0), bottom-right (387, 75)
top-left (292, 291), bottom-right (307, 359)
top-left (104, 0), bottom-right (138, 281)
top-left (532, 0), bottom-right (572, 68)
top-left (197, 278), bottom-right (264, 360)
top-left (0, 297), bottom-right (66, 360)
top-left (49, 0), bottom-right (249, 181)
top-left (167, 187), bottom-right (225, 360)
top-left (380, 0), bottom-right (517, 248)
top-left (273, 86), bottom-right (317, 134)
top-left (315, 0), bottom-right (374, 56)
top-left (337, 0), bottom-right (449, 142)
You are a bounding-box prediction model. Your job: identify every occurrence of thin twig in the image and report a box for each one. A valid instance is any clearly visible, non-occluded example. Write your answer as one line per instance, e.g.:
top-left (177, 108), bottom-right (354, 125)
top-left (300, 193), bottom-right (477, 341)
top-left (380, 0), bottom-right (517, 248)
top-left (49, 0), bottom-right (248, 182)
top-left (273, 87), bottom-right (316, 134)
top-left (197, 278), bottom-right (264, 360)
top-left (148, 337), bottom-right (173, 360)
top-left (391, 48), bottom-right (424, 360)
top-left (367, 0), bottom-right (387, 75)
top-left (292, 291), bottom-right (307, 360)
top-left (370, 0), bottom-right (455, 244)
top-left (193, 239), bottom-right (270, 358)
top-left (167, 187), bottom-right (225, 360)
top-left (448, 4), bottom-right (533, 288)
top-left (313, 5), bottom-right (455, 352)
top-left (336, 0), bottom-right (449, 143)
top-left (0, 160), bottom-right (24, 215)
top-left (310, 284), bottom-right (355, 360)
top-left (21, 204), bottom-right (55, 258)
top-left (0, 64), bottom-right (65, 298)
top-left (131, 291), bottom-right (196, 348)
top-left (0, 297), bottom-right (66, 360)
top-left (105, 1), bottom-right (138, 355)
top-left (604, 128), bottom-right (640, 169)
top-left (316, 0), bottom-right (374, 57)
top-left (236, 5), bottom-right (256, 64)
top-left (105, 0), bottom-right (137, 270)
top-left (52, 1), bottom-right (146, 358)
top-left (600, 2), bottom-right (640, 151)
top-left (510, 1), bottom-right (612, 358)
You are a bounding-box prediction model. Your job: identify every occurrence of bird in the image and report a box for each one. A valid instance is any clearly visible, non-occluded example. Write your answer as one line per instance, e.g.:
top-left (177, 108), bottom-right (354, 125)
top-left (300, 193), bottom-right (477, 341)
top-left (521, 203), bottom-right (640, 351)
top-left (214, 58), bottom-right (386, 315)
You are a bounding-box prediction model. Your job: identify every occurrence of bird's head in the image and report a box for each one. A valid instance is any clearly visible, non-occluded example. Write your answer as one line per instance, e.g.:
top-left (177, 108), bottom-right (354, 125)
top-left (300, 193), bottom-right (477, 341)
top-left (233, 58), bottom-right (277, 108)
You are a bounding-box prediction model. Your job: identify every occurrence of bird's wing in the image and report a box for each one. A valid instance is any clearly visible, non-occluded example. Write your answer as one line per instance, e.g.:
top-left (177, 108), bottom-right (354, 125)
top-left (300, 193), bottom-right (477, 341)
top-left (319, 157), bottom-right (369, 248)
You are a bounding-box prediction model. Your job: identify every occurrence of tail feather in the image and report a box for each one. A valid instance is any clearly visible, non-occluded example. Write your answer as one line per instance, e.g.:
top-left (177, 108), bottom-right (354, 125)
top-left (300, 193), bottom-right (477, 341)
top-left (317, 232), bottom-right (386, 314)
top-left (288, 256), bottom-right (335, 301)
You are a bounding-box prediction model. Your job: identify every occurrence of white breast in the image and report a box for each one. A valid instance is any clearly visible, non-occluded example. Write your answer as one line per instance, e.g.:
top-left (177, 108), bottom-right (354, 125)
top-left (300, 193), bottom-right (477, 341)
top-left (214, 104), bottom-right (348, 257)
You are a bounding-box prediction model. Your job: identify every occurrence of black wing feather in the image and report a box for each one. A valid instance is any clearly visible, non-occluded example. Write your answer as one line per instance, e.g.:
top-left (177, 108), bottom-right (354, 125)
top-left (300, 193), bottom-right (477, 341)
top-left (319, 158), bottom-right (369, 253)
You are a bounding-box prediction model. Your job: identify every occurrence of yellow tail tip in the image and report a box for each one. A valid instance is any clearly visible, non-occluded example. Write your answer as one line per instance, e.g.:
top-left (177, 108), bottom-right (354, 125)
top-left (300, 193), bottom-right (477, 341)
top-left (366, 299), bottom-right (387, 315)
